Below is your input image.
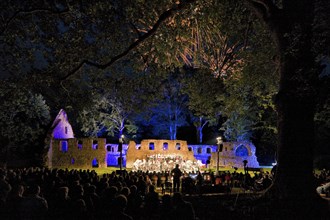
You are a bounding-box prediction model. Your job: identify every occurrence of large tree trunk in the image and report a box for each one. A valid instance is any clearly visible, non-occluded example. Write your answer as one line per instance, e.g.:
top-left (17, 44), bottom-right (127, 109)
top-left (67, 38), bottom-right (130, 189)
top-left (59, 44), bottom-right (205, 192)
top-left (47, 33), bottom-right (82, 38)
top-left (248, 0), bottom-right (329, 218)
top-left (274, 0), bottom-right (316, 201)
top-left (196, 117), bottom-right (203, 144)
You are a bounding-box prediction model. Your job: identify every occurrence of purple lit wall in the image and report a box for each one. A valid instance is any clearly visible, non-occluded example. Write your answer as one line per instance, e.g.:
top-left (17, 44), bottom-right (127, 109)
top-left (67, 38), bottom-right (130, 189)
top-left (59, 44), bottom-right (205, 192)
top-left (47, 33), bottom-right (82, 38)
top-left (52, 109), bottom-right (74, 139)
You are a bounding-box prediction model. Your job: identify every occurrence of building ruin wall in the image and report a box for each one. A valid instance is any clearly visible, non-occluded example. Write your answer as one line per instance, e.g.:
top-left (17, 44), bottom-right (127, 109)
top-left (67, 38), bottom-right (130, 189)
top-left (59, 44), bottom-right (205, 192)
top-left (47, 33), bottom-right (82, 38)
top-left (126, 139), bottom-right (196, 169)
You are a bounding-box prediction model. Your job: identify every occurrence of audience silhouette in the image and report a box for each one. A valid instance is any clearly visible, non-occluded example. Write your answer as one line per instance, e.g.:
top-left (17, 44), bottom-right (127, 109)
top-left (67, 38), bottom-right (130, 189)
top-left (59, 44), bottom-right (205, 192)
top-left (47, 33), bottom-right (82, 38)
top-left (0, 166), bottom-right (328, 220)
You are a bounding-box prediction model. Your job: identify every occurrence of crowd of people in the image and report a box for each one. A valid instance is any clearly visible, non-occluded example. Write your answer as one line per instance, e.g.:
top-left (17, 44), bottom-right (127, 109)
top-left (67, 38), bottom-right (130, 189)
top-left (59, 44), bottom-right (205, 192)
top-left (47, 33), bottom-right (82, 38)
top-left (0, 166), bottom-right (328, 220)
top-left (314, 169), bottom-right (330, 197)
top-left (0, 166), bottom-right (197, 220)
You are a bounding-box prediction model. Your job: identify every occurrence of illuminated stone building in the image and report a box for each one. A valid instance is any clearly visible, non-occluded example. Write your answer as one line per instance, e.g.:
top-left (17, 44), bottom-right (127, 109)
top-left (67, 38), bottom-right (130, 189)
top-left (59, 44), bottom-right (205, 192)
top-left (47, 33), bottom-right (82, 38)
top-left (46, 110), bottom-right (260, 170)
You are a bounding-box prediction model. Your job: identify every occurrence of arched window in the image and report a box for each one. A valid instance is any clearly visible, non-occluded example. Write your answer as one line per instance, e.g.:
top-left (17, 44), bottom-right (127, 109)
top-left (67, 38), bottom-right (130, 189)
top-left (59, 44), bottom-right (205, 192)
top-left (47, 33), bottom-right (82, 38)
top-left (197, 147), bottom-right (202, 154)
top-left (188, 147), bottom-right (192, 152)
top-left (92, 140), bottom-right (98, 150)
top-left (77, 140), bottom-right (83, 150)
top-left (163, 142), bottom-right (168, 150)
top-left (235, 145), bottom-right (249, 157)
top-left (106, 145), bottom-right (111, 151)
top-left (92, 158), bottom-right (99, 168)
top-left (149, 142), bottom-right (155, 150)
top-left (61, 141), bottom-right (68, 152)
top-left (176, 143), bottom-right (181, 150)
top-left (206, 148), bottom-right (211, 154)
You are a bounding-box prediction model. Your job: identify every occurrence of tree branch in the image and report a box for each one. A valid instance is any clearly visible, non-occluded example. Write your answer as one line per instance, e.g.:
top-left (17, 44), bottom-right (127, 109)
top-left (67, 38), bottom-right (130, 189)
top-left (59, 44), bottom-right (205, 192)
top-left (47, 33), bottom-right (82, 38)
top-left (245, 0), bottom-right (282, 47)
top-left (201, 120), bottom-right (208, 129)
top-left (245, 0), bottom-right (279, 21)
top-left (1, 4), bottom-right (70, 36)
top-left (129, 21), bottom-right (143, 38)
top-left (60, 0), bottom-right (196, 81)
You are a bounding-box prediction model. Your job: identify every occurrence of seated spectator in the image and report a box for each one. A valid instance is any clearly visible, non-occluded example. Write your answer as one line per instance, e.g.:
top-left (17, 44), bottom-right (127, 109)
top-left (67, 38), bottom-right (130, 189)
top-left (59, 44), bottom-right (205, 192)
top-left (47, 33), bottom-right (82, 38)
top-left (143, 185), bottom-right (159, 218)
top-left (159, 194), bottom-right (173, 220)
top-left (98, 185), bottom-right (118, 218)
top-left (49, 186), bottom-right (71, 220)
top-left (182, 174), bottom-right (195, 195)
top-left (121, 186), bottom-right (131, 198)
top-left (136, 175), bottom-right (148, 197)
top-left (0, 170), bottom-right (12, 214)
top-left (261, 175), bottom-right (272, 189)
top-left (170, 192), bottom-right (195, 220)
top-left (19, 184), bottom-right (48, 219)
top-left (5, 184), bottom-right (24, 220)
top-left (126, 185), bottom-right (142, 220)
top-left (111, 194), bottom-right (133, 220)
top-left (71, 199), bottom-right (89, 220)
top-left (84, 184), bottom-right (100, 214)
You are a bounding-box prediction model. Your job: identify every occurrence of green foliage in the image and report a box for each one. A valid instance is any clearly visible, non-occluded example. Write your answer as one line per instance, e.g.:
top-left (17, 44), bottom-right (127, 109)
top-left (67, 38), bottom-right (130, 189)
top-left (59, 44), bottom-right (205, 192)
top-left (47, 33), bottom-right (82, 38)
top-left (314, 78), bottom-right (330, 157)
top-left (1, 0), bottom-right (278, 145)
top-left (76, 67), bottom-right (161, 139)
top-left (182, 67), bottom-right (224, 142)
top-left (221, 20), bottom-right (278, 142)
top-left (183, 68), bottom-right (224, 118)
top-left (2, 0), bottom-right (327, 166)
top-left (0, 81), bottom-right (50, 159)
top-left (144, 68), bottom-right (189, 140)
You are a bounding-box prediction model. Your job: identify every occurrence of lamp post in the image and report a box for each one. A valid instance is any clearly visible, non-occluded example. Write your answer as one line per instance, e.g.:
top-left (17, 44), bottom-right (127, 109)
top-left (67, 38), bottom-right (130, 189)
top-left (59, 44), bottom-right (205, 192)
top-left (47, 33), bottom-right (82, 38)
top-left (119, 134), bottom-right (124, 171)
top-left (216, 136), bottom-right (223, 175)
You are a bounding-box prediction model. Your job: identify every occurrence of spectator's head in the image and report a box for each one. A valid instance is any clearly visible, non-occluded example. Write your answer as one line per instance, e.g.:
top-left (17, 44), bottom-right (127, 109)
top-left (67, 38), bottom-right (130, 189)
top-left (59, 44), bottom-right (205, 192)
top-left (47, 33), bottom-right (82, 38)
top-left (73, 199), bottom-right (86, 213)
top-left (121, 186), bottom-right (130, 197)
top-left (11, 184), bottom-right (24, 197)
top-left (26, 184), bottom-right (40, 196)
top-left (104, 186), bottom-right (118, 199)
top-left (114, 194), bottom-right (128, 211)
top-left (71, 184), bottom-right (84, 198)
top-left (115, 181), bottom-right (123, 192)
top-left (86, 185), bottom-right (96, 195)
top-left (172, 192), bottom-right (184, 205)
top-left (162, 194), bottom-right (172, 207)
top-left (58, 186), bottom-right (69, 199)
top-left (148, 185), bottom-right (155, 193)
top-left (129, 185), bottom-right (137, 195)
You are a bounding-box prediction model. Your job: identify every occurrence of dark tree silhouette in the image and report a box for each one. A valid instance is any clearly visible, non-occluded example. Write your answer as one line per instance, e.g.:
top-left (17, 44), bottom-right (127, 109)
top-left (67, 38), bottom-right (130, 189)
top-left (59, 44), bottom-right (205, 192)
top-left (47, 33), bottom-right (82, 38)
top-left (246, 0), bottom-right (329, 217)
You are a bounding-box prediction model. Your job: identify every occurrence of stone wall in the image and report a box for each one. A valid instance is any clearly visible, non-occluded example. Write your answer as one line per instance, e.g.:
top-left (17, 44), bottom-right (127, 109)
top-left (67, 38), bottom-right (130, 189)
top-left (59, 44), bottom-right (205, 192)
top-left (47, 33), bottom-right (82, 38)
top-left (189, 145), bottom-right (217, 165)
top-left (126, 139), bottom-right (196, 169)
top-left (47, 110), bottom-right (260, 169)
top-left (47, 138), bottom-right (106, 169)
top-left (47, 138), bottom-right (259, 169)
top-left (210, 141), bottom-right (259, 168)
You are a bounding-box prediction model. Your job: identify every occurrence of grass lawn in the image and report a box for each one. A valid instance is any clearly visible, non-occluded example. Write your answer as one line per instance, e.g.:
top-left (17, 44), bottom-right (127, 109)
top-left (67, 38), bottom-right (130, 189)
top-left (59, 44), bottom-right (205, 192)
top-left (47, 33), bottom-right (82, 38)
top-left (88, 166), bottom-right (273, 177)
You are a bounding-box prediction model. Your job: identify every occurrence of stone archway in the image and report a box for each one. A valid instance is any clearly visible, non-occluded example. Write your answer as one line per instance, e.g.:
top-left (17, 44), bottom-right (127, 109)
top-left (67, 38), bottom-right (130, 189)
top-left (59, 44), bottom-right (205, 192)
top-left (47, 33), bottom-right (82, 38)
top-left (235, 144), bottom-right (250, 157)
